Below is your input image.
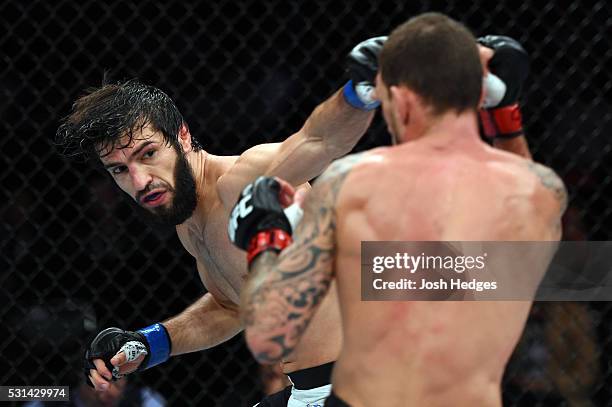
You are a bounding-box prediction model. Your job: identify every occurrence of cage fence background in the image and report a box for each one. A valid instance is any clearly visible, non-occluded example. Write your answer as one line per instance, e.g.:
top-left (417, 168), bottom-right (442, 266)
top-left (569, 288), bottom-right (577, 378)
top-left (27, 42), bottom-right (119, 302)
top-left (0, 0), bottom-right (611, 406)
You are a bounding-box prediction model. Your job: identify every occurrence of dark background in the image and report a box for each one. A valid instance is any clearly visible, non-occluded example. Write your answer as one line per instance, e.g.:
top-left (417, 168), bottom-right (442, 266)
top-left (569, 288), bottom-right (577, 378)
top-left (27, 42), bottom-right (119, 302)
top-left (1, 0), bottom-right (611, 405)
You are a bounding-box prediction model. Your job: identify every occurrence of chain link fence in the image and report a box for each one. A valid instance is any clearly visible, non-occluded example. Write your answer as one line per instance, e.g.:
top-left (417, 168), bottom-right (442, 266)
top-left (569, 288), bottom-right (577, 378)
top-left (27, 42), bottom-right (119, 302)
top-left (1, 1), bottom-right (610, 405)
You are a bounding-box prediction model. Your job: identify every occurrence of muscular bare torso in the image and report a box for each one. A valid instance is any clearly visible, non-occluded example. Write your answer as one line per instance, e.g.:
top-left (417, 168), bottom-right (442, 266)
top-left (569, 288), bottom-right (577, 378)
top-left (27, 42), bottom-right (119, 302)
top-left (331, 138), bottom-right (563, 407)
top-left (176, 152), bottom-right (341, 372)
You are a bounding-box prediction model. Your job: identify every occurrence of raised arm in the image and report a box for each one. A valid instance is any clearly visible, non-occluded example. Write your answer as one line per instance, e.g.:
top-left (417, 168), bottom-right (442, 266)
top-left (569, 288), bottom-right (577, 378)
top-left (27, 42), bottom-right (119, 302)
top-left (261, 37), bottom-right (386, 184)
top-left (240, 178), bottom-right (336, 363)
top-left (217, 37), bottom-right (385, 200)
top-left (261, 86), bottom-right (374, 184)
top-left (478, 35), bottom-right (533, 159)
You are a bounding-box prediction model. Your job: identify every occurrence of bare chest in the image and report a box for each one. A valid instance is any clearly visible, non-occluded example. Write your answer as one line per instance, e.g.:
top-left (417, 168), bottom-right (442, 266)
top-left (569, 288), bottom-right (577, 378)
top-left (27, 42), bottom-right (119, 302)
top-left (188, 204), bottom-right (249, 306)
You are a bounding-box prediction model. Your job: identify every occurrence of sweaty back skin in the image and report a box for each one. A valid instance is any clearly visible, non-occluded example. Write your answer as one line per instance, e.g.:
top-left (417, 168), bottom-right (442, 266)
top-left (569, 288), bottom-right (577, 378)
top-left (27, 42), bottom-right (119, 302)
top-left (328, 131), bottom-right (562, 406)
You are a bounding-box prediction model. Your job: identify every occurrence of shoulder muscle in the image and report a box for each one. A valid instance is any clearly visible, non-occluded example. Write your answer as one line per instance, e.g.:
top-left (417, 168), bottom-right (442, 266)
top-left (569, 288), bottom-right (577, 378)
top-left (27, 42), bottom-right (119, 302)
top-left (526, 161), bottom-right (568, 214)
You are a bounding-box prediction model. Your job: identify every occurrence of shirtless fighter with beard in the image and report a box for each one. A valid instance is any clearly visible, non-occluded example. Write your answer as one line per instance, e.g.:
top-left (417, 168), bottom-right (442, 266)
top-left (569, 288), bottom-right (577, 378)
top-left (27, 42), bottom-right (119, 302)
top-left (57, 36), bottom-right (383, 406)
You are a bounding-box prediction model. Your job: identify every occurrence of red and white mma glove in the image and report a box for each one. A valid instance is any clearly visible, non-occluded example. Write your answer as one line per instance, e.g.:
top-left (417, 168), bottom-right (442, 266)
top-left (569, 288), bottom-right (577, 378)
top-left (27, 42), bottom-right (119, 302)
top-left (478, 35), bottom-right (530, 139)
top-left (228, 177), bottom-right (294, 267)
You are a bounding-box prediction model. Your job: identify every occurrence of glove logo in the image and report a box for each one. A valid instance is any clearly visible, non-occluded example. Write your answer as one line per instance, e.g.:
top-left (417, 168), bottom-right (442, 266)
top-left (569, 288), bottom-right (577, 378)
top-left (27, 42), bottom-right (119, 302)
top-left (228, 183), bottom-right (254, 242)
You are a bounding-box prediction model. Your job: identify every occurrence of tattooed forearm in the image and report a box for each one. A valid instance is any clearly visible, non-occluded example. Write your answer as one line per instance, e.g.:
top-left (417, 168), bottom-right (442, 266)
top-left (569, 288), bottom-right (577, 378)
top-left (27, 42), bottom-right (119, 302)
top-left (243, 247), bottom-right (334, 362)
top-left (242, 220), bottom-right (335, 362)
top-left (241, 153), bottom-right (364, 363)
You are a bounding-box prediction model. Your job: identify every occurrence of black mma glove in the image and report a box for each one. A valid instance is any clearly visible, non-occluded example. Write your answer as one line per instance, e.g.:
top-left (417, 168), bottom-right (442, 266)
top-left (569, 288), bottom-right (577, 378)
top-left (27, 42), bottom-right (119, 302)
top-left (227, 176), bottom-right (293, 266)
top-left (83, 323), bottom-right (171, 387)
top-left (478, 35), bottom-right (530, 139)
top-left (343, 36), bottom-right (387, 111)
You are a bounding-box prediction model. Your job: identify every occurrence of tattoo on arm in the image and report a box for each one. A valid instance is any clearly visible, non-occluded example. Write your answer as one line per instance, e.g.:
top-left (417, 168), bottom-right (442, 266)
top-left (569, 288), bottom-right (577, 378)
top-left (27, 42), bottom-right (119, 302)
top-left (242, 154), bottom-right (364, 363)
top-left (527, 162), bottom-right (568, 236)
top-left (527, 162), bottom-right (568, 212)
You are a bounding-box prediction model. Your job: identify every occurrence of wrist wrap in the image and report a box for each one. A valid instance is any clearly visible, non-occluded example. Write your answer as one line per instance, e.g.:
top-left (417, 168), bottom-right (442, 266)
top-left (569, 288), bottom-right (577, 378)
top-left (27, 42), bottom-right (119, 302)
top-left (479, 103), bottom-right (523, 139)
top-left (137, 323), bottom-right (171, 369)
top-left (342, 80), bottom-right (380, 111)
top-left (247, 229), bottom-right (293, 266)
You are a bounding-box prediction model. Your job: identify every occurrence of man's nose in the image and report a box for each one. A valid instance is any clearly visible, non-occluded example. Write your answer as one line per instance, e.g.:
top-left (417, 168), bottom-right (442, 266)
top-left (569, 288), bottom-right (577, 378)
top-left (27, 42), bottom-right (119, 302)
top-left (129, 167), bottom-right (152, 193)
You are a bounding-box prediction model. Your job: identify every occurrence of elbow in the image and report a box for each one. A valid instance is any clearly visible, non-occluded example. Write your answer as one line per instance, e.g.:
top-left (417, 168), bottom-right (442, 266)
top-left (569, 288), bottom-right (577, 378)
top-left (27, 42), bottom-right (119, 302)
top-left (300, 126), bottom-right (351, 162)
top-left (244, 329), bottom-right (264, 357)
top-left (328, 140), bottom-right (356, 159)
top-left (245, 329), bottom-right (283, 364)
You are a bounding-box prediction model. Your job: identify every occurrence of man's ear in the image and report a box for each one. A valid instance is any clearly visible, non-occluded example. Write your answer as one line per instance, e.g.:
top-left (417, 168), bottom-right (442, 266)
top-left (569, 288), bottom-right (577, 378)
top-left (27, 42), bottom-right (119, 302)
top-left (390, 85), bottom-right (410, 127)
top-left (178, 123), bottom-right (192, 152)
top-left (373, 72), bottom-right (382, 100)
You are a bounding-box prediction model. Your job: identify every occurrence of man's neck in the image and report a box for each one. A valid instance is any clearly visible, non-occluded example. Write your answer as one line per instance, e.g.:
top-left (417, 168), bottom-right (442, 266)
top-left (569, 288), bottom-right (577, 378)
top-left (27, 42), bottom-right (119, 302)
top-left (187, 149), bottom-right (209, 197)
top-left (404, 110), bottom-right (481, 146)
top-left (181, 149), bottom-right (210, 228)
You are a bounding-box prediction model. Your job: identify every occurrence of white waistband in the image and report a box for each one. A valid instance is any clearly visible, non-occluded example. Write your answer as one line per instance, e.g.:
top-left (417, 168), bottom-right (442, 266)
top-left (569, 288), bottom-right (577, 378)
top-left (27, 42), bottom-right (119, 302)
top-left (288, 383), bottom-right (332, 407)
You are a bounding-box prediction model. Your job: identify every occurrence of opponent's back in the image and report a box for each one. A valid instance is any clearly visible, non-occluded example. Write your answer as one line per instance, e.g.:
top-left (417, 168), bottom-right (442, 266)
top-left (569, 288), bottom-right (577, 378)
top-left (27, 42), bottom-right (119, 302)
top-left (332, 137), bottom-right (564, 407)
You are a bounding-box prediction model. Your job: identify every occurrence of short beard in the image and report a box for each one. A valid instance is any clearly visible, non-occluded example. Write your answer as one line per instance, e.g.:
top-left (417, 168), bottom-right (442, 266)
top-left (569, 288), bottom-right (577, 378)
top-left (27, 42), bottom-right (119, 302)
top-left (138, 145), bottom-right (198, 227)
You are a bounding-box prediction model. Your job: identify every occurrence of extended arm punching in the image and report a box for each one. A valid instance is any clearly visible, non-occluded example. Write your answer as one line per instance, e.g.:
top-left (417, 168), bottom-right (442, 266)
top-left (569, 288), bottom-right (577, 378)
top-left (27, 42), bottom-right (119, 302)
top-left (85, 37), bottom-right (385, 390)
top-left (262, 37), bottom-right (385, 185)
top-left (218, 37), bottom-right (385, 198)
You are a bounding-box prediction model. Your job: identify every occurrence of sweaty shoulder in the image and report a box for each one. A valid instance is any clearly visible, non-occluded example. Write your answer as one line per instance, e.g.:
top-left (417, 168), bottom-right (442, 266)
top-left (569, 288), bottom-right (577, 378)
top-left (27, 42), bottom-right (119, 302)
top-left (483, 150), bottom-right (567, 240)
top-left (217, 143), bottom-right (290, 208)
top-left (303, 149), bottom-right (389, 223)
top-left (477, 145), bottom-right (568, 213)
top-left (316, 150), bottom-right (385, 191)
top-left (524, 160), bottom-right (568, 214)
top-left (491, 147), bottom-right (566, 203)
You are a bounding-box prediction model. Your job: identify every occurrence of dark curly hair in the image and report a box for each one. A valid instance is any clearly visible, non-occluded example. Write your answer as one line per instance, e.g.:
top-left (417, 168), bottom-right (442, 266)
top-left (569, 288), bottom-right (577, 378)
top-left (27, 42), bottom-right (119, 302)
top-left (56, 79), bottom-right (201, 159)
